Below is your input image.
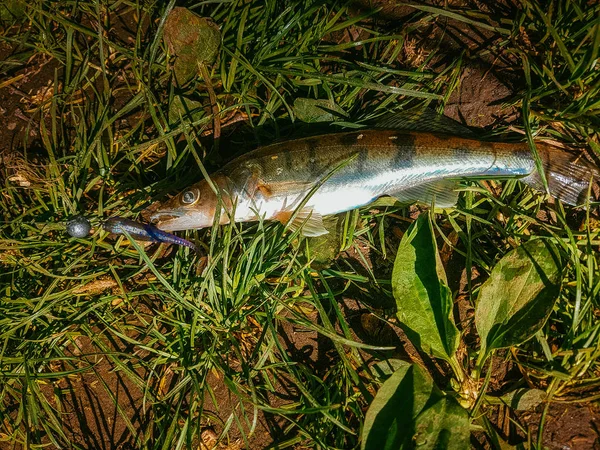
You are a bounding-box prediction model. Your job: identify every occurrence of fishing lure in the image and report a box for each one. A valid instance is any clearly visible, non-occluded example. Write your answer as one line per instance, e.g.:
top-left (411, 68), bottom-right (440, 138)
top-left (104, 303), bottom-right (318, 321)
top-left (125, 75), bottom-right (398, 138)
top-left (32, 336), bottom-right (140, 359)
top-left (103, 217), bottom-right (197, 251)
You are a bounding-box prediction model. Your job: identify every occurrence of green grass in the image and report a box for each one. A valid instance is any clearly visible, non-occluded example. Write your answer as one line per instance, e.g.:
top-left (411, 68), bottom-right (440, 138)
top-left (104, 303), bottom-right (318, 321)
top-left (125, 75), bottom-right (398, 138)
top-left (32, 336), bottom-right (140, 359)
top-left (0, 0), bottom-right (599, 448)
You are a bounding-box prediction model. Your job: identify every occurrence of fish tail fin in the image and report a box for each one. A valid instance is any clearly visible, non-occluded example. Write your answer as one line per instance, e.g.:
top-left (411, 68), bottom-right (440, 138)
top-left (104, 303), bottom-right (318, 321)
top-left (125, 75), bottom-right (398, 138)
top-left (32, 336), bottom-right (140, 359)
top-left (522, 143), bottom-right (599, 206)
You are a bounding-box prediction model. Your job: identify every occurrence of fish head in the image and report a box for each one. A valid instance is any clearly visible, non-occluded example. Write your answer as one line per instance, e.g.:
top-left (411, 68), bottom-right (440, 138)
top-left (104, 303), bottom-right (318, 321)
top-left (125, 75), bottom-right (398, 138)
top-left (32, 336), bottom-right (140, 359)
top-left (149, 177), bottom-right (232, 232)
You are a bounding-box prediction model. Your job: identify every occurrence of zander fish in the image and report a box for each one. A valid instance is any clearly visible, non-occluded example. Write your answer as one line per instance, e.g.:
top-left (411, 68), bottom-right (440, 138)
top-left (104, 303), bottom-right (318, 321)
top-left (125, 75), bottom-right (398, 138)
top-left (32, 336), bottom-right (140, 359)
top-left (103, 217), bottom-right (197, 251)
top-left (149, 113), bottom-right (599, 237)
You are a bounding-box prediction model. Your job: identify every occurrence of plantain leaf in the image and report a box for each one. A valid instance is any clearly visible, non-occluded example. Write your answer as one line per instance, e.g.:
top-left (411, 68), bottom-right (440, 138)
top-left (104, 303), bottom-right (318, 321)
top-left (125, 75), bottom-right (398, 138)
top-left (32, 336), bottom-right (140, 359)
top-left (0, 0), bottom-right (25, 22)
top-left (475, 239), bottom-right (563, 357)
top-left (293, 98), bottom-right (347, 123)
top-left (361, 362), bottom-right (469, 450)
top-left (163, 7), bottom-right (221, 85)
top-left (372, 358), bottom-right (411, 379)
top-left (168, 95), bottom-right (205, 124)
top-left (304, 216), bottom-right (341, 269)
top-left (412, 396), bottom-right (470, 449)
top-left (392, 213), bottom-right (459, 362)
top-left (498, 388), bottom-right (547, 411)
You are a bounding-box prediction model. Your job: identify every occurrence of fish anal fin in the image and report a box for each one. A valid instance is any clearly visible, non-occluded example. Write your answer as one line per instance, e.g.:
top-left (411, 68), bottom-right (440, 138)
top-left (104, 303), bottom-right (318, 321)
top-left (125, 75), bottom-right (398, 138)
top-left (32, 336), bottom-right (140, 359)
top-left (390, 179), bottom-right (461, 208)
top-left (274, 208), bottom-right (328, 237)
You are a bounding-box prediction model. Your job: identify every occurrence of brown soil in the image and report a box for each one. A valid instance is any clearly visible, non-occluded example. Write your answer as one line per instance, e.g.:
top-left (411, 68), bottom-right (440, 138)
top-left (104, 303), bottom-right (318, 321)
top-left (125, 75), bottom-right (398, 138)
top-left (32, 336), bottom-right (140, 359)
top-left (54, 335), bottom-right (150, 449)
top-left (522, 403), bottom-right (600, 450)
top-left (0, 41), bottom-right (58, 157)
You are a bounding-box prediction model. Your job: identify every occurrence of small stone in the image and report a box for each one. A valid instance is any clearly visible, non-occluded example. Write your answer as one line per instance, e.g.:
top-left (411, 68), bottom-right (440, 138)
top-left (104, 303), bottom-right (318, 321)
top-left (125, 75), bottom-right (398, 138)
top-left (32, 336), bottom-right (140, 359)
top-left (66, 215), bottom-right (91, 238)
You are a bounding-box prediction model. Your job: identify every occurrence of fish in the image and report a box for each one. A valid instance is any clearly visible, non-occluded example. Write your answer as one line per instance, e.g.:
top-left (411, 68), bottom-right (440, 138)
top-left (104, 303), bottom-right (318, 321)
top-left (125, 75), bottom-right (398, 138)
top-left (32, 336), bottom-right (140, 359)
top-left (149, 112), bottom-right (599, 237)
top-left (103, 217), bottom-right (197, 251)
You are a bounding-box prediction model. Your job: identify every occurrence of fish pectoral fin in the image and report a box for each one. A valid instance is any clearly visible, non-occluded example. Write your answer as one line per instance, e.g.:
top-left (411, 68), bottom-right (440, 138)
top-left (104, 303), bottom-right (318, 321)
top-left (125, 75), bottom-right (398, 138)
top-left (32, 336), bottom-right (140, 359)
top-left (373, 108), bottom-right (475, 137)
top-left (389, 179), bottom-right (461, 208)
top-left (275, 208), bottom-right (328, 237)
top-left (235, 163), bottom-right (271, 197)
top-left (241, 171), bottom-right (263, 197)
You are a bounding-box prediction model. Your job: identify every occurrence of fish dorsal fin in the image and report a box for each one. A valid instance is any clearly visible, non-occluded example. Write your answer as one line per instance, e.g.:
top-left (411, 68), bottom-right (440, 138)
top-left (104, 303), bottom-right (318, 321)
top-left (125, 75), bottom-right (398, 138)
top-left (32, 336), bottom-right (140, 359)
top-left (274, 208), bottom-right (328, 237)
top-left (390, 179), bottom-right (462, 208)
top-left (373, 108), bottom-right (475, 137)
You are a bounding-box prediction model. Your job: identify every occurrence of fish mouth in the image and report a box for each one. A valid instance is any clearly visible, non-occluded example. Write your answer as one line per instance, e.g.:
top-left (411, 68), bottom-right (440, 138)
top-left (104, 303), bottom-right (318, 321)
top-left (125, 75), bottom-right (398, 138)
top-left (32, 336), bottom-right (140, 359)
top-left (149, 208), bottom-right (206, 232)
top-left (150, 212), bottom-right (180, 223)
top-left (149, 209), bottom-right (185, 230)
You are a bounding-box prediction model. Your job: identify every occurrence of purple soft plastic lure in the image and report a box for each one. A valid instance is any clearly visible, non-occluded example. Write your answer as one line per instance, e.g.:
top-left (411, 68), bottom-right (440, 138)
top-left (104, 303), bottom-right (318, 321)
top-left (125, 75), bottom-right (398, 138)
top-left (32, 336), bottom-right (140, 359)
top-left (103, 217), bottom-right (197, 251)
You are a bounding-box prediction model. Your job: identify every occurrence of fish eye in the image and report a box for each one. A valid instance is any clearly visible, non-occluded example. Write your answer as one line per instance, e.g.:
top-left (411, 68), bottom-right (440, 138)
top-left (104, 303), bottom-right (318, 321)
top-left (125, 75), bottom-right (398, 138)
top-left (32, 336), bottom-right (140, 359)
top-left (181, 189), bottom-right (199, 205)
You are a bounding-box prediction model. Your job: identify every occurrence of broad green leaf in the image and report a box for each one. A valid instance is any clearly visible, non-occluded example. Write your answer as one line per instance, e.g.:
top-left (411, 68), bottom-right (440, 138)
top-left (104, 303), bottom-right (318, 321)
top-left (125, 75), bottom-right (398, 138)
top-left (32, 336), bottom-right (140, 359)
top-left (369, 196), bottom-right (402, 208)
top-left (372, 359), bottom-right (411, 378)
top-left (362, 362), bottom-right (469, 450)
top-left (489, 388), bottom-right (547, 411)
top-left (392, 213), bottom-right (459, 362)
top-left (475, 239), bottom-right (563, 356)
top-left (305, 216), bottom-right (340, 269)
top-left (362, 362), bottom-right (434, 450)
top-left (163, 7), bottom-right (221, 85)
top-left (168, 95), bottom-right (205, 124)
top-left (0, 0), bottom-right (25, 22)
top-left (413, 396), bottom-right (470, 449)
top-left (293, 98), bottom-right (347, 123)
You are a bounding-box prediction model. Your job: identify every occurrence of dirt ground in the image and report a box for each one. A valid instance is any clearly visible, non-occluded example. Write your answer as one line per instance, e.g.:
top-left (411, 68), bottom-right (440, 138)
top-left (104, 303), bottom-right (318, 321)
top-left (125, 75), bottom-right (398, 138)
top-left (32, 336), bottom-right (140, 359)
top-left (1, 1), bottom-right (599, 449)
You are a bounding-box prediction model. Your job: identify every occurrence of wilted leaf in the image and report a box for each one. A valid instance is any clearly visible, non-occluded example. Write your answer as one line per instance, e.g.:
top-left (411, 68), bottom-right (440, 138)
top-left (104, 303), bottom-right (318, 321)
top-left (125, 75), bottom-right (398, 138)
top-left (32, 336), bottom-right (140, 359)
top-left (73, 278), bottom-right (117, 295)
top-left (293, 98), bottom-right (347, 123)
top-left (475, 239), bottom-right (563, 356)
top-left (392, 213), bottom-right (459, 362)
top-left (362, 362), bottom-right (469, 450)
top-left (163, 7), bottom-right (221, 85)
